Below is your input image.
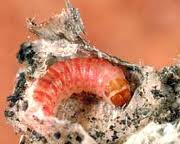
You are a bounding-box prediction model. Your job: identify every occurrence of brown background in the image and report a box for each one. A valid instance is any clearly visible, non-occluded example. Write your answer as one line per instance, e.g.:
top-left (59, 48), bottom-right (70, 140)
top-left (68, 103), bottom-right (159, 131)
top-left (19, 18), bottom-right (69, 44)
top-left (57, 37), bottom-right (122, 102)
top-left (0, 0), bottom-right (180, 143)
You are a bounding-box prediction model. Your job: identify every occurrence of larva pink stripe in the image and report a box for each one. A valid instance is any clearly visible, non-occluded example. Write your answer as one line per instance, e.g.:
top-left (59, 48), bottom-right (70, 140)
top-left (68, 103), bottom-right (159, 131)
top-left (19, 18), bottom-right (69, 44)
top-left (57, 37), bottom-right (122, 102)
top-left (34, 90), bottom-right (54, 106)
top-left (47, 67), bottom-right (62, 92)
top-left (66, 60), bottom-right (78, 92)
top-left (35, 81), bottom-right (54, 104)
top-left (38, 78), bottom-right (57, 96)
top-left (57, 62), bottom-right (72, 95)
top-left (84, 58), bottom-right (96, 92)
top-left (51, 63), bottom-right (72, 98)
top-left (81, 58), bottom-right (91, 91)
top-left (88, 59), bottom-right (99, 92)
top-left (71, 59), bottom-right (84, 92)
top-left (67, 59), bottom-right (80, 92)
top-left (33, 58), bottom-right (126, 115)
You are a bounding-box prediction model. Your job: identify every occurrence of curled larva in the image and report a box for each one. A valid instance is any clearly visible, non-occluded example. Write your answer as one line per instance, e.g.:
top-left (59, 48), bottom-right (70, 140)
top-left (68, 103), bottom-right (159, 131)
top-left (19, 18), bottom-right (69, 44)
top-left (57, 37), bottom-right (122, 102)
top-left (5, 2), bottom-right (137, 143)
top-left (34, 57), bottom-right (131, 115)
top-left (5, 1), bottom-right (180, 143)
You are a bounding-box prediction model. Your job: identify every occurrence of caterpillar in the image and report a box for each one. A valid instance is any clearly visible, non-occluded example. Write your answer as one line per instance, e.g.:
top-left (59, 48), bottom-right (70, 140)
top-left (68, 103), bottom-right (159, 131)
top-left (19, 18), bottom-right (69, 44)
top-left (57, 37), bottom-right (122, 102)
top-left (33, 57), bottom-right (131, 115)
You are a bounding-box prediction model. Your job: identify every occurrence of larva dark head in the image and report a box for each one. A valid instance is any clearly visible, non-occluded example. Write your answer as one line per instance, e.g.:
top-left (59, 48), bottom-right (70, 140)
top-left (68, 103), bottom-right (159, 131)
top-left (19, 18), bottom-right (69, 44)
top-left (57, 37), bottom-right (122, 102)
top-left (16, 42), bottom-right (35, 65)
top-left (106, 78), bottom-right (131, 107)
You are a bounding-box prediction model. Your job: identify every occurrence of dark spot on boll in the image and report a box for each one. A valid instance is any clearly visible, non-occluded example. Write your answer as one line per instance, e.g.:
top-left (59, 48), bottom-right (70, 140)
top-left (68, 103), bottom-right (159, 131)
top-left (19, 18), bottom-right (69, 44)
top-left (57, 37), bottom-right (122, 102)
top-left (111, 131), bottom-right (118, 141)
top-left (81, 109), bottom-right (85, 112)
top-left (17, 42), bottom-right (35, 65)
top-left (19, 72), bottom-right (26, 80)
top-left (65, 141), bottom-right (72, 144)
top-left (19, 136), bottom-right (26, 144)
top-left (22, 101), bottom-right (28, 111)
top-left (15, 118), bottom-right (20, 122)
top-left (8, 102), bottom-right (16, 108)
top-left (4, 110), bottom-right (15, 117)
top-left (31, 130), bottom-right (43, 141)
top-left (54, 132), bottom-right (61, 139)
top-left (14, 72), bottom-right (26, 96)
top-left (27, 128), bottom-right (32, 132)
top-left (76, 134), bottom-right (84, 143)
top-left (161, 66), bottom-right (180, 89)
top-left (166, 75), bottom-right (178, 87)
top-left (91, 117), bottom-right (96, 121)
top-left (120, 119), bottom-right (126, 125)
top-left (41, 137), bottom-right (48, 143)
top-left (46, 55), bottom-right (58, 66)
top-left (109, 125), bottom-right (115, 130)
top-left (95, 131), bottom-right (105, 138)
top-left (138, 91), bottom-right (143, 97)
top-left (106, 139), bottom-right (110, 143)
top-left (17, 42), bottom-right (31, 63)
top-left (151, 89), bottom-right (164, 99)
top-left (7, 95), bottom-right (20, 103)
top-left (67, 134), bottom-right (73, 139)
top-left (174, 82), bottom-right (180, 93)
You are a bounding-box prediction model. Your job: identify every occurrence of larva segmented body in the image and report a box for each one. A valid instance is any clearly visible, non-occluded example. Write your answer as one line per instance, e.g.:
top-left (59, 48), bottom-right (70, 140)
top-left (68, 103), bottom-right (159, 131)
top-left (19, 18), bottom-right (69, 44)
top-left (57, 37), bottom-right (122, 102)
top-left (34, 57), bottom-right (131, 115)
